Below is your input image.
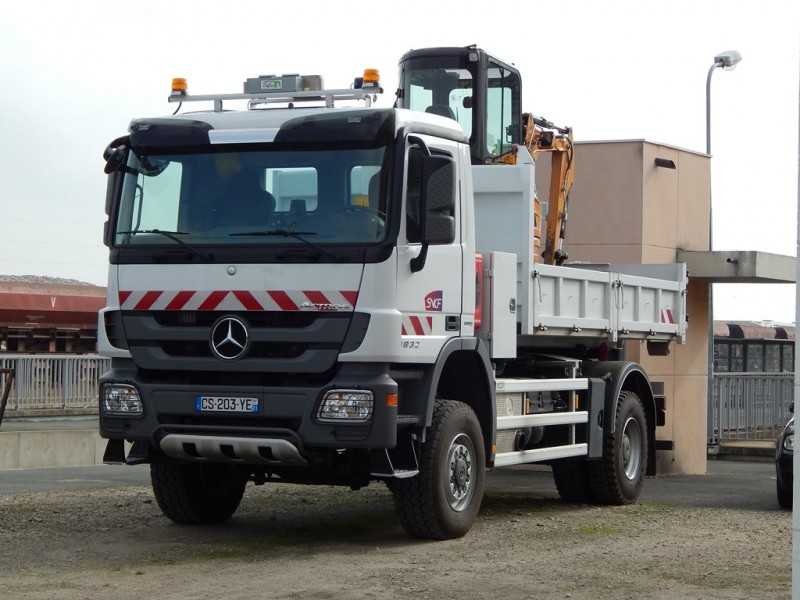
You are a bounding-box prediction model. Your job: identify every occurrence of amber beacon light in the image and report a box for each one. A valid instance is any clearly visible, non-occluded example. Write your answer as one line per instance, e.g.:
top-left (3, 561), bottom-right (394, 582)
top-left (361, 69), bottom-right (380, 88)
top-left (171, 77), bottom-right (188, 95)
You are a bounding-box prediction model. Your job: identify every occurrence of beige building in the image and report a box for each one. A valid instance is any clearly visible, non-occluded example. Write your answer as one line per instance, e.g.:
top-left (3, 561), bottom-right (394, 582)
top-left (537, 139), bottom-right (795, 475)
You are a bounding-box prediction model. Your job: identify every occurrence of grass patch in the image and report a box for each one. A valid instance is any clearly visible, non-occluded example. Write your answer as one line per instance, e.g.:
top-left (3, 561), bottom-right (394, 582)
top-left (576, 525), bottom-right (622, 535)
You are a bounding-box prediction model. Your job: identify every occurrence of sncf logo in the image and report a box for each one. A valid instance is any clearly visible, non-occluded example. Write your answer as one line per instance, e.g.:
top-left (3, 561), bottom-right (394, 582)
top-left (425, 291), bottom-right (443, 312)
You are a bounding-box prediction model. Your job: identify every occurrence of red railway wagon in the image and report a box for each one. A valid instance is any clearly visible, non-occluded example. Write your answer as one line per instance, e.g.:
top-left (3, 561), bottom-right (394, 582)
top-left (0, 278), bottom-right (105, 353)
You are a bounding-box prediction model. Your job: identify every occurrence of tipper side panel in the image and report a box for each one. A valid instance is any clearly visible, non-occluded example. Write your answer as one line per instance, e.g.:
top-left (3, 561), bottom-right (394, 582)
top-left (473, 157), bottom-right (687, 345)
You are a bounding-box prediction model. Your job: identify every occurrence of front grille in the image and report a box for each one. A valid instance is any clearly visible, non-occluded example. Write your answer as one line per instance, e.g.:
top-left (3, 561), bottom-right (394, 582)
top-left (159, 339), bottom-right (306, 359)
top-left (122, 310), bottom-right (351, 374)
top-left (153, 311), bottom-right (318, 329)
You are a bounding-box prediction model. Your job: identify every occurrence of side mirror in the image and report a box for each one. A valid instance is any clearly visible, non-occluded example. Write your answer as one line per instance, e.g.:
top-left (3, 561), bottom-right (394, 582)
top-left (104, 147), bottom-right (125, 174)
top-left (103, 135), bottom-right (130, 174)
top-left (410, 155), bottom-right (455, 273)
top-left (102, 136), bottom-right (129, 247)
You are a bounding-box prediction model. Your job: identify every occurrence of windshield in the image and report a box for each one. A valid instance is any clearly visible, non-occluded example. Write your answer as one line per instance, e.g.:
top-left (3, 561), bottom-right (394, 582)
top-left (113, 145), bottom-right (387, 247)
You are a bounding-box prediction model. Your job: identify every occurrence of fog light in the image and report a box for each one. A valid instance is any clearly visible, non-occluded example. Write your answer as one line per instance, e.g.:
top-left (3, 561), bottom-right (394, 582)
top-left (101, 384), bottom-right (143, 416)
top-left (317, 390), bottom-right (374, 423)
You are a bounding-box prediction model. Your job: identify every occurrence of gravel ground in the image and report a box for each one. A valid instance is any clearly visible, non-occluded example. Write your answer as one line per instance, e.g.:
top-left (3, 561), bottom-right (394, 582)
top-left (0, 471), bottom-right (792, 600)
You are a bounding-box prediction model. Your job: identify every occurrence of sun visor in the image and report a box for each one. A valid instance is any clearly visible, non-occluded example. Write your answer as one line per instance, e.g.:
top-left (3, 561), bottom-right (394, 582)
top-left (274, 109), bottom-right (394, 145)
top-left (128, 119), bottom-right (213, 150)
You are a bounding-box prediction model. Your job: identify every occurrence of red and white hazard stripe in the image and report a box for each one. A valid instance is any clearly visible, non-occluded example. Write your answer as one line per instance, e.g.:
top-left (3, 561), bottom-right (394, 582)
top-left (118, 290), bottom-right (358, 312)
top-left (660, 308), bottom-right (675, 324)
top-left (401, 315), bottom-right (434, 336)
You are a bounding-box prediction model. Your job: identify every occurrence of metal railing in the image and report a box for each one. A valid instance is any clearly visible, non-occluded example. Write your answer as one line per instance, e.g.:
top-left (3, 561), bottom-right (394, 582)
top-left (0, 367), bottom-right (14, 425)
top-left (0, 355), bottom-right (110, 413)
top-left (708, 373), bottom-right (794, 444)
top-left (0, 355), bottom-right (794, 444)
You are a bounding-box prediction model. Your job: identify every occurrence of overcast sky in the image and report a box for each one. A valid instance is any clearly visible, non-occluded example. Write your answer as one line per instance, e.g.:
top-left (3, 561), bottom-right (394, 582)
top-left (0, 1), bottom-right (798, 322)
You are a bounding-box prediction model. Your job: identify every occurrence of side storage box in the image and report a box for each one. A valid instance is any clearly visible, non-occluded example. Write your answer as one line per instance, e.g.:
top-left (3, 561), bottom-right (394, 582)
top-left (482, 252), bottom-right (517, 359)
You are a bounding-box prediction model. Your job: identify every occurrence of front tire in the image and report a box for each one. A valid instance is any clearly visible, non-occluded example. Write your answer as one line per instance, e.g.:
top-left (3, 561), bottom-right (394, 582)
top-left (150, 459), bottom-right (248, 525)
top-left (777, 477), bottom-right (793, 509)
top-left (589, 390), bottom-right (648, 504)
top-left (391, 400), bottom-right (486, 539)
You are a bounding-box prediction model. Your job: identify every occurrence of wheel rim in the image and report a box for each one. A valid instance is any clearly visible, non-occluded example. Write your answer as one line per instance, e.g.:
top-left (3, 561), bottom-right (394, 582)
top-left (621, 416), bottom-right (643, 480)
top-left (445, 433), bottom-right (476, 511)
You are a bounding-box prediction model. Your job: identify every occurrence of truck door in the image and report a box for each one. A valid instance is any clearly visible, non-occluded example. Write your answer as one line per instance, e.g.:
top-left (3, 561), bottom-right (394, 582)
top-left (396, 135), bottom-right (465, 363)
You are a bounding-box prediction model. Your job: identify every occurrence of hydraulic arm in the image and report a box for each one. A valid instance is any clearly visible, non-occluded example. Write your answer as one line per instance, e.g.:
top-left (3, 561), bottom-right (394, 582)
top-left (523, 114), bottom-right (574, 266)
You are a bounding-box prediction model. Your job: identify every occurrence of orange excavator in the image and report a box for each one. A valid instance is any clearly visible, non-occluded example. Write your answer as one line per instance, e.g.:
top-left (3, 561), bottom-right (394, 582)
top-left (520, 113), bottom-right (574, 266)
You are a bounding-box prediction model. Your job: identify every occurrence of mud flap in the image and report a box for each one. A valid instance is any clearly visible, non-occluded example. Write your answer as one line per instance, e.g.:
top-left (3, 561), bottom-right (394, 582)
top-left (102, 439), bottom-right (126, 464)
top-left (587, 377), bottom-right (606, 458)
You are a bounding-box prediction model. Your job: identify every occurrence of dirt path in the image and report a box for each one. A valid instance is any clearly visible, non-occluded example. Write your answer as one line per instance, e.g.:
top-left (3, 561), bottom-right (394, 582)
top-left (0, 476), bottom-right (791, 600)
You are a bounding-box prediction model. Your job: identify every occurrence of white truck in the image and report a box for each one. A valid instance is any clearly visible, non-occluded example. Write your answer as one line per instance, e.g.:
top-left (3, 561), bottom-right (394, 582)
top-left (98, 46), bottom-right (687, 540)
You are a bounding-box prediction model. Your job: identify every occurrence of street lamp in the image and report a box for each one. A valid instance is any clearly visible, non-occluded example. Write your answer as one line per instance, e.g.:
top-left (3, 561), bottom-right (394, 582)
top-left (705, 50), bottom-right (741, 444)
top-left (706, 51), bottom-right (742, 154)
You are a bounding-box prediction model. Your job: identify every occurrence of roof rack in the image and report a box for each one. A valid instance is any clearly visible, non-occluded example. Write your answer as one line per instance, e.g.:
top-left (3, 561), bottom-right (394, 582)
top-left (168, 88), bottom-right (379, 112)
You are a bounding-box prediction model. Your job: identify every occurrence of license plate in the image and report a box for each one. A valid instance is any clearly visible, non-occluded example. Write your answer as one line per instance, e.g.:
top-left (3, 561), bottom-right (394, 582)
top-left (195, 396), bottom-right (259, 413)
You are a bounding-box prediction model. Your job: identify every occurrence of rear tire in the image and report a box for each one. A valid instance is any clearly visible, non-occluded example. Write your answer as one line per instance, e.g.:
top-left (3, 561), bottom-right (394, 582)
top-left (150, 460), bottom-right (248, 525)
top-left (589, 390), bottom-right (648, 505)
top-left (391, 400), bottom-right (485, 539)
top-left (552, 459), bottom-right (593, 503)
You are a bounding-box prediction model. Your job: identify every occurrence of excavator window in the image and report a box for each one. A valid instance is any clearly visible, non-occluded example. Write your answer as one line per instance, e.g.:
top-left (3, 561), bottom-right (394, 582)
top-left (398, 47), bottom-right (522, 164)
top-left (485, 62), bottom-right (521, 159)
top-left (401, 59), bottom-right (474, 140)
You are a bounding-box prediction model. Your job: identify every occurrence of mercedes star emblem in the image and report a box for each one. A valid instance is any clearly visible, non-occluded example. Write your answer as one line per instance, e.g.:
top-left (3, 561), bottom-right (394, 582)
top-left (210, 316), bottom-right (249, 361)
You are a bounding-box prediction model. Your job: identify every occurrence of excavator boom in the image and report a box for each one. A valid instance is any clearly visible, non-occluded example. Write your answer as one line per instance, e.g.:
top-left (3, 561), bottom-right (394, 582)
top-left (525, 114), bottom-right (574, 265)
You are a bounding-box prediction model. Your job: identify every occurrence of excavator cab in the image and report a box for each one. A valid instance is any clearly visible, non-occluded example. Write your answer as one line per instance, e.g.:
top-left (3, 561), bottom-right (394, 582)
top-left (397, 45), bottom-right (575, 266)
top-left (396, 45), bottom-right (522, 165)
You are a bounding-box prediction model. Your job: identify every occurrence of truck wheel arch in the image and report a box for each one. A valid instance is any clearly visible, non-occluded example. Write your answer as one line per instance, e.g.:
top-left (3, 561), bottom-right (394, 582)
top-left (581, 360), bottom-right (657, 476)
top-left (417, 337), bottom-right (495, 466)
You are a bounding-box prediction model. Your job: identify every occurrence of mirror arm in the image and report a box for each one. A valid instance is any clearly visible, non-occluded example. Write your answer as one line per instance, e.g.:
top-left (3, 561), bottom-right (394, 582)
top-left (410, 244), bottom-right (429, 273)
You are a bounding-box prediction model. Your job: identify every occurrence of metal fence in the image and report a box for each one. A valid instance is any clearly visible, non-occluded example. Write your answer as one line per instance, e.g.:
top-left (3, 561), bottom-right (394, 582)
top-left (0, 354), bottom-right (110, 412)
top-left (0, 355), bottom-right (794, 443)
top-left (708, 373), bottom-right (794, 444)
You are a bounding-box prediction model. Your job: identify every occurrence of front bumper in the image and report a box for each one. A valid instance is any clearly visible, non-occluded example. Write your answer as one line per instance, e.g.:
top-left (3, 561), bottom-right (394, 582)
top-left (99, 360), bottom-right (399, 464)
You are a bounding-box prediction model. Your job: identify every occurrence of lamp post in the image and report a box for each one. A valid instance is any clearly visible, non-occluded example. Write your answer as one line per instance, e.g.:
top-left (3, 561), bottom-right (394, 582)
top-left (706, 51), bottom-right (742, 155)
top-left (706, 50), bottom-right (741, 443)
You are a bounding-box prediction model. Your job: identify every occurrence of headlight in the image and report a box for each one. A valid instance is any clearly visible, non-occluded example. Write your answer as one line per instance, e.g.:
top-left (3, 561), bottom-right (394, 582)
top-left (317, 390), bottom-right (374, 423)
top-left (783, 433), bottom-right (794, 452)
top-left (101, 384), bottom-right (144, 416)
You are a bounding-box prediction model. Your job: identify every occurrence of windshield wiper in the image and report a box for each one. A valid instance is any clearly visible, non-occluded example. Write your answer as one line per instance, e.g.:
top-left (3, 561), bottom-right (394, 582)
top-left (119, 229), bottom-right (213, 262)
top-left (230, 229), bottom-right (343, 262)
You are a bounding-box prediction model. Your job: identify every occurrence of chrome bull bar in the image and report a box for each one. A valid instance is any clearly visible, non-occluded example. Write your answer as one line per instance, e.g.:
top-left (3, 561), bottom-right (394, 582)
top-left (159, 433), bottom-right (308, 465)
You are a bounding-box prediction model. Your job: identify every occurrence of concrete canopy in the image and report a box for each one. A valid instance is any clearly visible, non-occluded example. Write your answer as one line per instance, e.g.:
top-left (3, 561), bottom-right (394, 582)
top-left (677, 250), bottom-right (796, 284)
